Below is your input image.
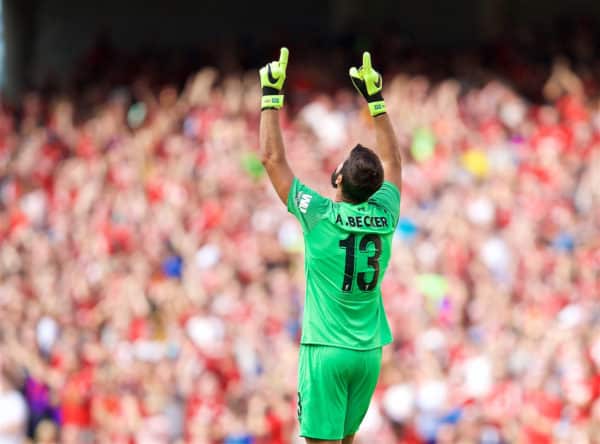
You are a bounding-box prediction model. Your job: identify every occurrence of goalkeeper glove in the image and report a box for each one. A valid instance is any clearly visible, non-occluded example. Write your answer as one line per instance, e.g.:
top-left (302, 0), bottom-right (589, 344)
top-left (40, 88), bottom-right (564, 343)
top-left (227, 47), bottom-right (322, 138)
top-left (259, 47), bottom-right (289, 111)
top-left (349, 51), bottom-right (386, 117)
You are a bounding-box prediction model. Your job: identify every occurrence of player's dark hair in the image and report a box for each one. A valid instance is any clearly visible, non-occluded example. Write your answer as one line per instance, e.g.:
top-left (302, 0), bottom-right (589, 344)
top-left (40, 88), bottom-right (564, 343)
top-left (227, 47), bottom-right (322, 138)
top-left (340, 144), bottom-right (384, 203)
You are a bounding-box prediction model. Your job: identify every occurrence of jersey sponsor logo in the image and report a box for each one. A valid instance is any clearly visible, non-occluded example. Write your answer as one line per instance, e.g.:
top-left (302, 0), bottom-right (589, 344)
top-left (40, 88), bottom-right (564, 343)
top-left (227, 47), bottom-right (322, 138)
top-left (297, 192), bottom-right (313, 214)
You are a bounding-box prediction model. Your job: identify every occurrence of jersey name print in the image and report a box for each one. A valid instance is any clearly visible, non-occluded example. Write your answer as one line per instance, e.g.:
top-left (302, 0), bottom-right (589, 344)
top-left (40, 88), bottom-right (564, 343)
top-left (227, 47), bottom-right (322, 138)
top-left (287, 177), bottom-right (401, 350)
top-left (334, 214), bottom-right (389, 228)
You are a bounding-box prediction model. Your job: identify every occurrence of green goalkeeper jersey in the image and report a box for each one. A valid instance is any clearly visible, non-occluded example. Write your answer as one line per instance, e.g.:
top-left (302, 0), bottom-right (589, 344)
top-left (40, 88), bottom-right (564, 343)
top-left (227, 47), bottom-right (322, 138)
top-left (287, 178), bottom-right (400, 350)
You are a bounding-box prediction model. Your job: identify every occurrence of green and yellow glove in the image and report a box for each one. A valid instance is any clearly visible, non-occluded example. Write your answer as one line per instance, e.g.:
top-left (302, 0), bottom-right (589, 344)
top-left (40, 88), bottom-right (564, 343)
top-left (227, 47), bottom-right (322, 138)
top-left (349, 51), bottom-right (386, 117)
top-left (259, 47), bottom-right (289, 111)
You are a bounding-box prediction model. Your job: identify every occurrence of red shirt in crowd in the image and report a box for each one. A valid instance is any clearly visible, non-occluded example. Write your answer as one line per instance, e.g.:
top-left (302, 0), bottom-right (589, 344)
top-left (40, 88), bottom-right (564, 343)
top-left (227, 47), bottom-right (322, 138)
top-left (60, 367), bottom-right (94, 428)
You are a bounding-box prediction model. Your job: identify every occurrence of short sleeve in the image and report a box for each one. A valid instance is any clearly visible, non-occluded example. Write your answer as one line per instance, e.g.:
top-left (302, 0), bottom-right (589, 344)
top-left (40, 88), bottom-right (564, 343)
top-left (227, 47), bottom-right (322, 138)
top-left (287, 177), bottom-right (331, 233)
top-left (368, 181), bottom-right (401, 224)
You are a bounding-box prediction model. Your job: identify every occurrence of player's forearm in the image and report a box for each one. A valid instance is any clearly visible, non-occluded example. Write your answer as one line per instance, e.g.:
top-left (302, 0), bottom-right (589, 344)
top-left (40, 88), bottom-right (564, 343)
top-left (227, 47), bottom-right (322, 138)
top-left (373, 112), bottom-right (402, 176)
top-left (259, 109), bottom-right (287, 164)
top-left (373, 112), bottom-right (400, 163)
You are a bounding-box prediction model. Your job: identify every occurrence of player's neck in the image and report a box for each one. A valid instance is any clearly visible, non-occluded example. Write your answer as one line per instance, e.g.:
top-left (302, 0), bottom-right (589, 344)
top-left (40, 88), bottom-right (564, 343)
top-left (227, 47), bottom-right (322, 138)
top-left (336, 189), bottom-right (356, 204)
top-left (338, 197), bottom-right (360, 205)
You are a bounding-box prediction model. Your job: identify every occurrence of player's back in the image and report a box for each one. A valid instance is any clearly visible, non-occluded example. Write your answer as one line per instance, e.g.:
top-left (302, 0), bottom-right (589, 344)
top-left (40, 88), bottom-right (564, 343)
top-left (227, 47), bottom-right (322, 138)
top-left (287, 178), bottom-right (401, 350)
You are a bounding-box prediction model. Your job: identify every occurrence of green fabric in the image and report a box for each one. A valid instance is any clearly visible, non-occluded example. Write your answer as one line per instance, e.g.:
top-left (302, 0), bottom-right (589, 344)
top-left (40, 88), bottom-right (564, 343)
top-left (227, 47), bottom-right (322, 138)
top-left (411, 127), bottom-right (436, 162)
top-left (416, 273), bottom-right (448, 301)
top-left (241, 151), bottom-right (265, 180)
top-left (287, 178), bottom-right (400, 350)
top-left (298, 345), bottom-right (382, 439)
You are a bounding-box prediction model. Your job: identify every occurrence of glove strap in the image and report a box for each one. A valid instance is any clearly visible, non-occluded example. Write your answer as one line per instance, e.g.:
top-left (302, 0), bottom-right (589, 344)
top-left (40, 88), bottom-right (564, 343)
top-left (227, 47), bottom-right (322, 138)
top-left (261, 95), bottom-right (284, 110)
top-left (368, 100), bottom-right (386, 117)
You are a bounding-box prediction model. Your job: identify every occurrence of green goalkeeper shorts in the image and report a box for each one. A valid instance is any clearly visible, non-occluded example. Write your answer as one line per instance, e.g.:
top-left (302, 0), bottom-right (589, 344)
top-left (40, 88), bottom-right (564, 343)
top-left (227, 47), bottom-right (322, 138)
top-left (297, 344), bottom-right (382, 440)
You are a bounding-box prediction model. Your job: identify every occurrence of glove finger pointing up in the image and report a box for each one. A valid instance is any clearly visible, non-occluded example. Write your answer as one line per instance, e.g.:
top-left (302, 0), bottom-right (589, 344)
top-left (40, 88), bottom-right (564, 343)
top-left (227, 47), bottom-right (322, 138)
top-left (279, 47), bottom-right (289, 70)
top-left (362, 52), bottom-right (372, 71)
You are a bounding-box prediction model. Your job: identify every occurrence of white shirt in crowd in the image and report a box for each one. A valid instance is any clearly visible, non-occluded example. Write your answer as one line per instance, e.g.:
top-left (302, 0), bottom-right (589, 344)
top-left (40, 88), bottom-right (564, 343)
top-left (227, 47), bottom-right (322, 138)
top-left (0, 389), bottom-right (27, 444)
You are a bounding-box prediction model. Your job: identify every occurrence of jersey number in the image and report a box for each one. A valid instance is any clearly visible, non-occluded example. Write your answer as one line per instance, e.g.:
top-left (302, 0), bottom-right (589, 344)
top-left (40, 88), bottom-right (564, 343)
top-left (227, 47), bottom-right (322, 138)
top-left (339, 234), bottom-right (381, 291)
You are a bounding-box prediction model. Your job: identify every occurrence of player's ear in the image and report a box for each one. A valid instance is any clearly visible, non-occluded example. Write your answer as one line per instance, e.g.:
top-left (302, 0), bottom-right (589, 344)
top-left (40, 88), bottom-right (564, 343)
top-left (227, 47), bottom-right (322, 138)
top-left (336, 174), bottom-right (343, 187)
top-left (331, 160), bottom-right (346, 189)
top-left (331, 163), bottom-right (343, 188)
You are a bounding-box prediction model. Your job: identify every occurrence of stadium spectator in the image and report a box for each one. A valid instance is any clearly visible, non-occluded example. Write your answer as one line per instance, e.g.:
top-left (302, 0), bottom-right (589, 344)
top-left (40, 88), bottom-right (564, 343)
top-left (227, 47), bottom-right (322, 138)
top-left (0, 369), bottom-right (28, 444)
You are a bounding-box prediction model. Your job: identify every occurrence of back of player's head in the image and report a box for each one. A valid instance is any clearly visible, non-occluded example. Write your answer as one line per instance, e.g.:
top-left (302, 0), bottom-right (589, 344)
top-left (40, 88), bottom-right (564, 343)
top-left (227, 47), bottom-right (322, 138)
top-left (340, 144), bottom-right (384, 203)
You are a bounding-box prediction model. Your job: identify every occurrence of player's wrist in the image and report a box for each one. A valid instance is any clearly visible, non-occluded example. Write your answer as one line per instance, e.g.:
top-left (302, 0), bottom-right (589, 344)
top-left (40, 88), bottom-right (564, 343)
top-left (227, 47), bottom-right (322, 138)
top-left (367, 99), bottom-right (386, 117)
top-left (261, 95), bottom-right (284, 110)
top-left (261, 86), bottom-right (284, 111)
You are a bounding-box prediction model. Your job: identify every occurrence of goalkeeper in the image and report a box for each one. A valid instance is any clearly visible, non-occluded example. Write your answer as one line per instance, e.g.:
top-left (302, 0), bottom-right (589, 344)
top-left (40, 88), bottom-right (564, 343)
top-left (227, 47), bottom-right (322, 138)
top-left (259, 48), bottom-right (402, 443)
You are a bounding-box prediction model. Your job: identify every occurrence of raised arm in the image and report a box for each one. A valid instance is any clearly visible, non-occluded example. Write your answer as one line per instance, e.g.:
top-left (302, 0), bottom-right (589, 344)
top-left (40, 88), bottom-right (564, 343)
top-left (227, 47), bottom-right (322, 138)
top-left (373, 113), bottom-right (402, 191)
top-left (349, 52), bottom-right (402, 191)
top-left (259, 47), bottom-right (293, 204)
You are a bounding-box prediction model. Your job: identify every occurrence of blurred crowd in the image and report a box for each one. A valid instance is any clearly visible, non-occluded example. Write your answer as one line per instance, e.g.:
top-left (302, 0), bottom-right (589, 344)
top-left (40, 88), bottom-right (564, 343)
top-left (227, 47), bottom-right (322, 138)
top-left (1, 19), bottom-right (600, 444)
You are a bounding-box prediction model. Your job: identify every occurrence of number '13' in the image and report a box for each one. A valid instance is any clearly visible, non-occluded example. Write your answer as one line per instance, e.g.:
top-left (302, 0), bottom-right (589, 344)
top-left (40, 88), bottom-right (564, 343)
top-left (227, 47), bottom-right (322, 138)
top-left (339, 233), bottom-right (381, 291)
